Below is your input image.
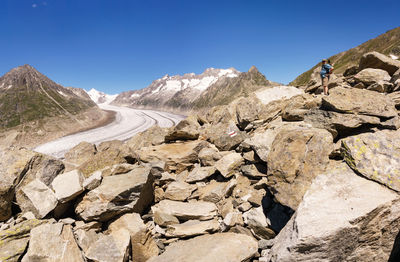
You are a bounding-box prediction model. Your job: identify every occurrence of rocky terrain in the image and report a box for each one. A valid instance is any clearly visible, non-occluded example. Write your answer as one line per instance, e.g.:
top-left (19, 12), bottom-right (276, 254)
top-left (0, 65), bottom-right (115, 149)
top-left (1, 51), bottom-right (400, 261)
top-left (291, 26), bottom-right (400, 87)
top-left (112, 66), bottom-right (278, 114)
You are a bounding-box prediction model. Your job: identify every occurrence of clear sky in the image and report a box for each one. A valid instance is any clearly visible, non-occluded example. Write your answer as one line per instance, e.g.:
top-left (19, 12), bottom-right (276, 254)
top-left (1, 0), bottom-right (399, 94)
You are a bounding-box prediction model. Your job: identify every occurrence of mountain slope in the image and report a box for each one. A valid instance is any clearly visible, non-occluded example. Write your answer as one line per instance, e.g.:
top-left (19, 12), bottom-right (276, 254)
top-left (112, 67), bottom-right (276, 113)
top-left (0, 65), bottom-right (97, 128)
top-left (291, 27), bottom-right (400, 86)
top-left (86, 88), bottom-right (118, 104)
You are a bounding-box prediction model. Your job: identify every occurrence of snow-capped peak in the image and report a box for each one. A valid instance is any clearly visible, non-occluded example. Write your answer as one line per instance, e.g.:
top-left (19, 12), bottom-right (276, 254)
top-left (86, 88), bottom-right (117, 105)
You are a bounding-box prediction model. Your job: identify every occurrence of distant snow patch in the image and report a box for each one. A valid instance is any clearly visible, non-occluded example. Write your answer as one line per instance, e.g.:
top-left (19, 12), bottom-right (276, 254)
top-left (255, 86), bottom-right (303, 105)
top-left (165, 80), bottom-right (183, 92)
top-left (218, 69), bottom-right (238, 78)
top-left (390, 54), bottom-right (399, 60)
top-left (130, 93), bottom-right (140, 98)
top-left (86, 88), bottom-right (117, 105)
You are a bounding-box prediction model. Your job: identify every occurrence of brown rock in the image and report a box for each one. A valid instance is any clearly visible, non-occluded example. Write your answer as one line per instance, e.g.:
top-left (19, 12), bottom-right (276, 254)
top-left (359, 51), bottom-right (400, 76)
top-left (64, 141), bottom-right (96, 166)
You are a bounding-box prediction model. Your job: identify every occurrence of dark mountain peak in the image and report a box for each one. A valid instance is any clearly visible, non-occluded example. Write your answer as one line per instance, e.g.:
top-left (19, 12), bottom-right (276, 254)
top-left (249, 65), bottom-right (259, 73)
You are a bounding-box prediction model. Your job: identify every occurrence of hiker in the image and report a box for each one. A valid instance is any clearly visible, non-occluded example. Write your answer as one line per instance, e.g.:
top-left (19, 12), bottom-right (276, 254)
top-left (320, 59), bottom-right (334, 95)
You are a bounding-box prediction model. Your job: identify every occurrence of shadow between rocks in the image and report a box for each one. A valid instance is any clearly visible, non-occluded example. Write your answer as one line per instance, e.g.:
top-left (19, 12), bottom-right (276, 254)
top-left (388, 230), bottom-right (400, 262)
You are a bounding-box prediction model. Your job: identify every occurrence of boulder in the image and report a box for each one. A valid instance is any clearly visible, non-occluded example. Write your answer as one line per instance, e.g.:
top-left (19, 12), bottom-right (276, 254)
top-left (354, 68), bottom-right (391, 85)
top-left (214, 152), bottom-right (244, 178)
top-left (75, 165), bottom-right (154, 222)
top-left (108, 213), bottom-right (159, 262)
top-left (0, 148), bottom-right (38, 222)
top-left (51, 169), bottom-right (84, 203)
top-left (341, 129), bottom-right (400, 192)
top-left (197, 179), bottom-right (237, 203)
top-left (83, 232), bottom-right (129, 262)
top-left (18, 179), bottom-right (58, 218)
top-left (136, 140), bottom-right (210, 173)
top-left (267, 126), bottom-right (333, 210)
top-left (198, 146), bottom-right (222, 166)
top-left (359, 51), bottom-right (400, 76)
top-left (22, 223), bottom-right (85, 262)
top-left (0, 219), bottom-right (45, 262)
top-left (202, 121), bottom-right (247, 151)
top-left (83, 170), bottom-right (102, 190)
top-left (152, 200), bottom-right (217, 222)
top-left (267, 163), bottom-right (400, 262)
top-left (125, 125), bottom-right (168, 152)
top-left (243, 207), bottom-right (275, 240)
top-left (254, 86), bottom-right (303, 105)
top-left (234, 96), bottom-right (263, 129)
top-left (147, 233), bottom-right (258, 262)
top-left (223, 211), bottom-right (244, 227)
top-left (321, 87), bottom-right (398, 118)
top-left (241, 164), bottom-right (267, 178)
top-left (165, 116), bottom-right (200, 142)
top-left (165, 219), bottom-right (220, 238)
top-left (64, 141), bottom-right (96, 166)
top-left (163, 181), bottom-right (197, 201)
top-left (185, 165), bottom-right (216, 183)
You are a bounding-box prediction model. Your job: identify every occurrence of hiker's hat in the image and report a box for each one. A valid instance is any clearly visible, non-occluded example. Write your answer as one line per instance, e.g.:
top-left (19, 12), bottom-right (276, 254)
top-left (322, 59), bottom-right (327, 62)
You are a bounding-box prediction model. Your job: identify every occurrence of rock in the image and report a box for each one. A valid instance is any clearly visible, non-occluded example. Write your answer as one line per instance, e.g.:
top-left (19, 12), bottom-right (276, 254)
top-left (258, 238), bottom-right (275, 250)
top-left (248, 189), bottom-right (266, 207)
top-left (75, 165), bottom-right (154, 222)
top-left (22, 223), bottom-right (85, 262)
top-left (83, 232), bottom-right (129, 262)
top-left (342, 129), bottom-right (400, 192)
top-left (238, 202), bottom-right (252, 212)
top-left (235, 97), bottom-right (263, 129)
top-left (354, 68), bottom-right (391, 85)
top-left (267, 163), bottom-right (400, 262)
top-left (64, 141), bottom-right (97, 166)
top-left (152, 200), bottom-right (217, 222)
top-left (243, 207), bottom-right (275, 240)
top-left (164, 181), bottom-right (197, 201)
top-left (74, 221), bottom-right (102, 232)
top-left (0, 148), bottom-right (38, 222)
top-left (165, 219), bottom-right (220, 238)
top-left (223, 212), bottom-right (244, 227)
top-left (18, 179), bottom-right (58, 218)
top-left (0, 219), bottom-right (44, 262)
top-left (51, 169), bottom-right (84, 203)
top-left (214, 152), bottom-right (244, 178)
top-left (202, 121), bottom-right (247, 151)
top-left (83, 170), bottom-right (102, 190)
top-left (353, 82), bottom-right (365, 89)
top-left (198, 146), bottom-right (222, 166)
top-left (109, 213), bottom-right (159, 262)
top-left (343, 65), bottom-right (359, 76)
top-left (185, 165), bottom-right (216, 183)
top-left (165, 116), bottom-right (200, 142)
top-left (136, 140), bottom-right (210, 173)
top-left (197, 179), bottom-right (237, 203)
top-left (147, 233), bottom-right (258, 262)
top-left (388, 91), bottom-right (400, 108)
top-left (153, 210), bottom-right (180, 227)
top-left (267, 126), bottom-right (333, 210)
top-left (359, 51), bottom-right (400, 76)
top-left (254, 86), bottom-right (303, 105)
top-left (322, 87), bottom-right (397, 119)
top-left (367, 80), bottom-right (393, 93)
top-left (241, 164), bottom-right (267, 178)
top-left (125, 125), bottom-right (168, 152)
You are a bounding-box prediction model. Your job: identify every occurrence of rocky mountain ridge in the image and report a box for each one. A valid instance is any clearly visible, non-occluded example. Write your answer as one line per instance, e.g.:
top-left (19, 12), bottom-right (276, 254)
top-left (86, 88), bottom-right (118, 105)
top-left (112, 66), bottom-right (277, 114)
top-left (1, 51), bottom-right (400, 261)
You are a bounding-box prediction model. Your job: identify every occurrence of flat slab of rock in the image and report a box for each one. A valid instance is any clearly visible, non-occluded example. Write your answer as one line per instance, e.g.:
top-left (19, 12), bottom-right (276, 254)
top-left (267, 126), bottom-right (333, 210)
top-left (255, 86), bottom-right (303, 105)
top-left (51, 169), bottom-right (84, 203)
top-left (322, 87), bottom-right (397, 118)
top-left (64, 141), bottom-right (97, 166)
top-left (0, 219), bottom-right (45, 262)
top-left (22, 223), bottom-right (85, 262)
top-left (75, 165), bottom-right (154, 221)
top-left (19, 179), bottom-right (58, 218)
top-left (267, 163), bottom-right (400, 262)
top-left (164, 181), bottom-right (197, 201)
top-left (342, 129), bottom-right (400, 192)
top-left (148, 233), bottom-right (258, 262)
top-left (354, 68), bottom-right (391, 85)
top-left (215, 152), bottom-right (244, 178)
top-left (185, 166), bottom-right (216, 183)
top-left (359, 51), bottom-right (400, 75)
top-left (165, 219), bottom-right (220, 238)
top-left (152, 200), bottom-right (217, 222)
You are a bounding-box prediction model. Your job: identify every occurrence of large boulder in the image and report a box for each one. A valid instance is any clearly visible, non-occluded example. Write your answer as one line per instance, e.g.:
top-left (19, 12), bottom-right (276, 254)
top-left (165, 116), bottom-right (200, 142)
top-left (267, 126), bottom-right (333, 210)
top-left (0, 219), bottom-right (45, 262)
top-left (64, 141), bottom-right (97, 166)
top-left (163, 181), bottom-right (197, 201)
top-left (147, 233), bottom-right (258, 262)
top-left (0, 148), bottom-right (38, 222)
top-left (136, 140), bottom-right (210, 173)
top-left (152, 200), bottom-right (217, 222)
top-left (359, 51), bottom-right (400, 76)
top-left (354, 68), bottom-right (391, 85)
top-left (108, 213), bottom-right (159, 262)
top-left (321, 87), bottom-right (398, 119)
top-left (254, 86), bottom-right (303, 105)
top-left (125, 125), bottom-right (168, 152)
top-left (341, 129), bottom-right (400, 192)
top-left (75, 165), bottom-right (154, 222)
top-left (214, 152), bottom-right (244, 178)
top-left (267, 163), bottom-right (400, 262)
top-left (22, 223), bottom-right (85, 262)
top-left (202, 121), bottom-right (247, 151)
top-left (51, 169), bottom-right (84, 203)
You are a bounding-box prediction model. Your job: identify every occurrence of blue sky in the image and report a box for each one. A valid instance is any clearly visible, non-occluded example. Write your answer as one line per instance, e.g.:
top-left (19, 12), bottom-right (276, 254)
top-left (1, 0), bottom-right (399, 94)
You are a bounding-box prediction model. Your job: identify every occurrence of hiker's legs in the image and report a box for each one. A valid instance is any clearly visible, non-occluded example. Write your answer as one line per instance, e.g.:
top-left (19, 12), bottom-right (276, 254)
top-left (322, 77), bottom-right (329, 95)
